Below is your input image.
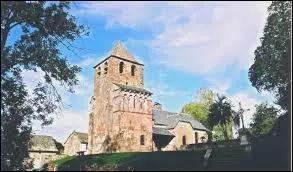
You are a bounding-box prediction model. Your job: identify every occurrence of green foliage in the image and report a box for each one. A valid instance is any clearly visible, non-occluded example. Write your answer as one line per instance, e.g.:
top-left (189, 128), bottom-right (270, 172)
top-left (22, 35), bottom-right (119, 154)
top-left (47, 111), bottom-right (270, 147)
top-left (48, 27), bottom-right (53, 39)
top-left (181, 88), bottom-right (235, 140)
top-left (249, 103), bottom-right (278, 137)
top-left (248, 1), bottom-right (291, 113)
top-left (181, 88), bottom-right (215, 128)
top-left (182, 103), bottom-right (209, 126)
top-left (213, 122), bottom-right (233, 141)
top-left (208, 95), bottom-right (235, 140)
top-left (1, 1), bottom-right (88, 170)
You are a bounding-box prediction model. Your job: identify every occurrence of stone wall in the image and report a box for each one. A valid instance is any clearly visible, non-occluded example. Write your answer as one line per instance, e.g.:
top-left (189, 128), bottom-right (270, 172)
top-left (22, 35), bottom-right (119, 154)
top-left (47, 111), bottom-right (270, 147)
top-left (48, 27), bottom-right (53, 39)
top-left (89, 55), bottom-right (152, 154)
top-left (29, 152), bottom-right (59, 169)
top-left (111, 85), bottom-right (153, 152)
top-left (156, 122), bottom-right (208, 151)
top-left (108, 57), bottom-right (144, 88)
top-left (64, 134), bottom-right (81, 156)
top-left (180, 139), bottom-right (240, 151)
top-left (88, 78), bottom-right (114, 154)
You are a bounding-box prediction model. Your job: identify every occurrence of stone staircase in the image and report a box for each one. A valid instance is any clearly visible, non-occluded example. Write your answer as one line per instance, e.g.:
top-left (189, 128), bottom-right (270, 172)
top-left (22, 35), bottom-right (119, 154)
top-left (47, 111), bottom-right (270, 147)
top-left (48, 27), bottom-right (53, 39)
top-left (206, 145), bottom-right (248, 171)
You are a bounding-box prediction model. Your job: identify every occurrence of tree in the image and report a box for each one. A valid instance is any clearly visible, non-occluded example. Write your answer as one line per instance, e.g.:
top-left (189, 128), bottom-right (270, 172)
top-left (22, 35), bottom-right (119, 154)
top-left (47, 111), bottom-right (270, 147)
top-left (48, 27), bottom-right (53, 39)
top-left (181, 88), bottom-right (234, 140)
top-left (248, 1), bottom-right (291, 113)
top-left (181, 88), bottom-right (215, 128)
top-left (208, 95), bottom-right (235, 140)
top-left (212, 122), bottom-right (233, 141)
top-left (249, 103), bottom-right (278, 137)
top-left (1, 1), bottom-right (88, 170)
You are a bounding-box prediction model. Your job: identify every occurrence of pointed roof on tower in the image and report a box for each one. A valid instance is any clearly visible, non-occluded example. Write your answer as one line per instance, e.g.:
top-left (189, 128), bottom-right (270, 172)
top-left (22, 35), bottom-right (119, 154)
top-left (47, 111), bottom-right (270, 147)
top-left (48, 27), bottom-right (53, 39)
top-left (94, 40), bottom-right (143, 68)
top-left (108, 41), bottom-right (137, 62)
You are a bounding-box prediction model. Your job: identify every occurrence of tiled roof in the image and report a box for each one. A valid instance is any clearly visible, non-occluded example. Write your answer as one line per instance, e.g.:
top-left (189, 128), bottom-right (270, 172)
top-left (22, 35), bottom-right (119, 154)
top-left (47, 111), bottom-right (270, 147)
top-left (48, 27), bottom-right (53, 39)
top-left (114, 83), bottom-right (152, 95)
top-left (29, 135), bottom-right (58, 152)
top-left (153, 127), bottom-right (174, 136)
top-left (153, 110), bottom-right (210, 131)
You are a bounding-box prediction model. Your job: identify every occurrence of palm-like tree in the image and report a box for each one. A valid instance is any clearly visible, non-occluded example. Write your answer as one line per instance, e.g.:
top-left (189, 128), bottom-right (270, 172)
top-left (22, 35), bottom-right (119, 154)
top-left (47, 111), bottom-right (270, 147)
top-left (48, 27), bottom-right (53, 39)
top-left (208, 94), bottom-right (234, 140)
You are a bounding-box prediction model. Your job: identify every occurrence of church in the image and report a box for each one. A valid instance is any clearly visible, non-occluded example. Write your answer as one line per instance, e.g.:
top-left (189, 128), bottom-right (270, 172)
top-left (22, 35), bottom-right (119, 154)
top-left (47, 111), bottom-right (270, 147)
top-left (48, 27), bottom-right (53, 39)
top-left (74, 41), bottom-right (210, 154)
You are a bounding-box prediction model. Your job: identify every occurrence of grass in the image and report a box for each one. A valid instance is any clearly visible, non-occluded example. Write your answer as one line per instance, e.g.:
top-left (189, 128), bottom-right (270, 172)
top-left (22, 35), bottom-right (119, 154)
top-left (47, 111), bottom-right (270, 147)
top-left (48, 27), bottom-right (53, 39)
top-left (50, 151), bottom-right (206, 171)
top-left (51, 155), bottom-right (76, 167)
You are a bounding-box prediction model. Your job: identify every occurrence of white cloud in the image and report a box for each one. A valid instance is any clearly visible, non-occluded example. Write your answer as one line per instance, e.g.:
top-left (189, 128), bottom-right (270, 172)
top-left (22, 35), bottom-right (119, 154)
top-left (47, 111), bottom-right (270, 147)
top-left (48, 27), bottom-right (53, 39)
top-left (33, 110), bottom-right (88, 143)
top-left (74, 73), bottom-right (93, 96)
top-left (228, 92), bottom-right (259, 138)
top-left (75, 1), bottom-right (271, 75)
top-left (230, 92), bottom-right (259, 127)
top-left (147, 82), bottom-right (188, 98)
top-left (78, 57), bottom-right (98, 68)
top-left (22, 67), bottom-right (91, 143)
top-left (21, 68), bottom-right (45, 95)
top-left (151, 2), bottom-right (271, 74)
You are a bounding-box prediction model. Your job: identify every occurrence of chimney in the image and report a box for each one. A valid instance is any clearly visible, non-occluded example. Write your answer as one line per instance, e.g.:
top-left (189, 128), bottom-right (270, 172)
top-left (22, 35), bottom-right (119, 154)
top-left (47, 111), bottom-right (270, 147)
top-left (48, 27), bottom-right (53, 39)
top-left (153, 102), bottom-right (162, 111)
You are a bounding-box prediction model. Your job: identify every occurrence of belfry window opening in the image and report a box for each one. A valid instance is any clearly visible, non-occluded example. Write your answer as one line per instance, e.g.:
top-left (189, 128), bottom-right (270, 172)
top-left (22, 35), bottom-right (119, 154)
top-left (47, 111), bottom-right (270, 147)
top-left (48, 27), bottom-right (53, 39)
top-left (119, 62), bottom-right (124, 74)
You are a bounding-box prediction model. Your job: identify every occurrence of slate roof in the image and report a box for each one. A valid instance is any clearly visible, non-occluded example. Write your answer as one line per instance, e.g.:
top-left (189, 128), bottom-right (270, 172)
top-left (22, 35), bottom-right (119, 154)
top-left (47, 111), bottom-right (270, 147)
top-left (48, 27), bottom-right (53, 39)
top-left (75, 132), bottom-right (88, 143)
top-left (114, 83), bottom-right (152, 95)
top-left (29, 135), bottom-right (58, 152)
top-left (64, 131), bottom-right (88, 145)
top-left (153, 110), bottom-right (210, 132)
top-left (153, 127), bottom-right (174, 136)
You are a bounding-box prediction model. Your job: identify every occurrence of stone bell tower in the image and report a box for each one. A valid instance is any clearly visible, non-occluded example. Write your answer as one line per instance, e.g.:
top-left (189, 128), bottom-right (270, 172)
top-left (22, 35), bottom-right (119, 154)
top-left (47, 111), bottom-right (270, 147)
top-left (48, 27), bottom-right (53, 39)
top-left (88, 41), bottom-right (153, 154)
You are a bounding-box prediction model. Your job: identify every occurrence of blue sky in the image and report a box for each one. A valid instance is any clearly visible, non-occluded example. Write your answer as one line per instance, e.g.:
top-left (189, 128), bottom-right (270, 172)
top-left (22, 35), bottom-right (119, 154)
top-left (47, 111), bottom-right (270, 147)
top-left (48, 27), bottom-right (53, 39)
top-left (16, 1), bottom-right (278, 143)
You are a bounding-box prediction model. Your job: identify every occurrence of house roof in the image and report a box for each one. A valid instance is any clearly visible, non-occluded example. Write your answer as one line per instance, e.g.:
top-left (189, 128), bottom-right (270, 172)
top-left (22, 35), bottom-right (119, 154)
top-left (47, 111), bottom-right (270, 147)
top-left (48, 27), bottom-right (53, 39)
top-left (29, 135), bottom-right (58, 152)
top-left (75, 131), bottom-right (88, 143)
top-left (153, 110), bottom-right (210, 132)
top-left (114, 83), bottom-right (152, 95)
top-left (64, 131), bottom-right (88, 145)
top-left (153, 127), bottom-right (174, 136)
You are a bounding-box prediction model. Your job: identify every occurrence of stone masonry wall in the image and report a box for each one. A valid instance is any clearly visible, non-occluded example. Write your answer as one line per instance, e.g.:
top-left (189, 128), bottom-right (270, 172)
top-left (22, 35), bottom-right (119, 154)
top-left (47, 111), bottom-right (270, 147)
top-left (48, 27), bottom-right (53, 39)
top-left (108, 57), bottom-right (144, 88)
top-left (89, 55), bottom-right (152, 153)
top-left (89, 79), bottom-right (114, 154)
top-left (64, 134), bottom-right (81, 156)
top-left (158, 122), bottom-right (208, 151)
top-left (29, 152), bottom-right (58, 169)
top-left (111, 87), bottom-right (153, 152)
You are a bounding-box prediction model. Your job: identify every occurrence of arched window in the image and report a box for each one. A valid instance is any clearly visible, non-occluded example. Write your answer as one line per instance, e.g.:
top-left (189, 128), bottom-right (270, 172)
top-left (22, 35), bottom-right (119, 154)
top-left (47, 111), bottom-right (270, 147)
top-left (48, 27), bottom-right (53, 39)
top-left (182, 135), bottom-right (186, 145)
top-left (195, 132), bottom-right (198, 144)
top-left (97, 67), bottom-right (101, 76)
top-left (119, 62), bottom-right (124, 74)
top-left (131, 65), bottom-right (136, 76)
top-left (133, 99), bottom-right (136, 108)
top-left (140, 135), bottom-right (145, 145)
top-left (104, 62), bottom-right (108, 74)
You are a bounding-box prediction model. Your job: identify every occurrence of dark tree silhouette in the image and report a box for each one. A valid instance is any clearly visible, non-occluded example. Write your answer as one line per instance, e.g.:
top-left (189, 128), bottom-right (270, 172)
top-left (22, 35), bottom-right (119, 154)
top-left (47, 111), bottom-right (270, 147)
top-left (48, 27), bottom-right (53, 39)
top-left (1, 1), bottom-right (88, 170)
